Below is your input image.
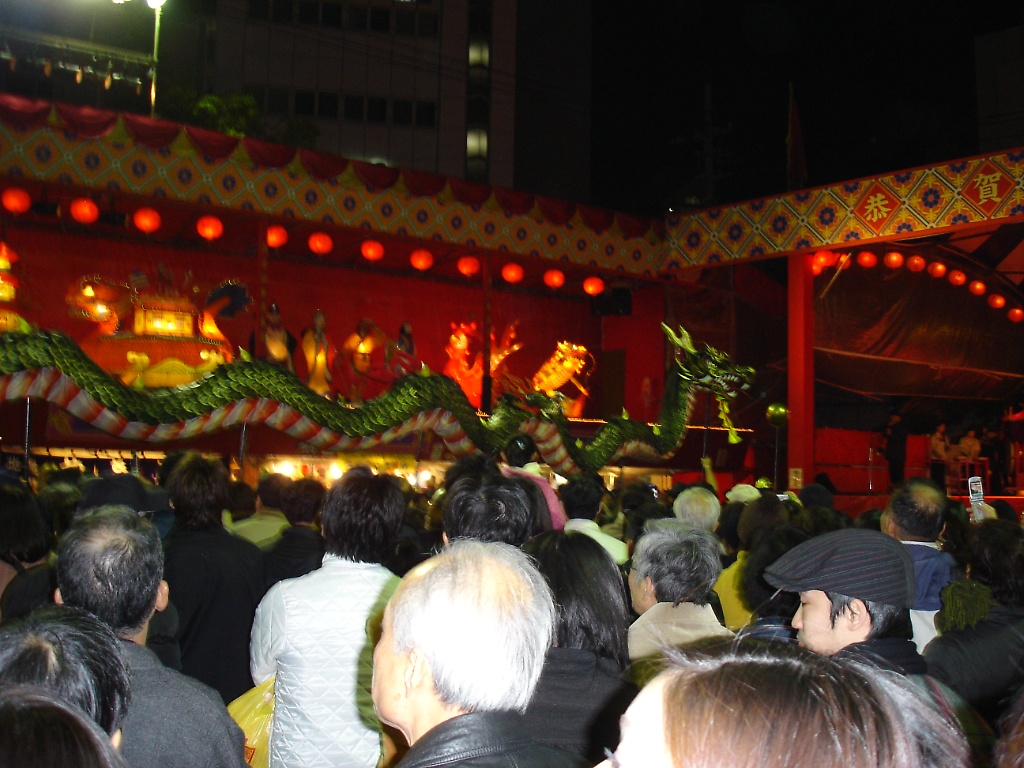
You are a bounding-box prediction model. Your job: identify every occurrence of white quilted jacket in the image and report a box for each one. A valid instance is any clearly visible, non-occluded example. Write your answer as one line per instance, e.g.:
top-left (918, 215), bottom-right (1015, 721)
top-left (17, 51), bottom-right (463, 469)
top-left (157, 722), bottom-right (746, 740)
top-left (251, 555), bottom-right (399, 768)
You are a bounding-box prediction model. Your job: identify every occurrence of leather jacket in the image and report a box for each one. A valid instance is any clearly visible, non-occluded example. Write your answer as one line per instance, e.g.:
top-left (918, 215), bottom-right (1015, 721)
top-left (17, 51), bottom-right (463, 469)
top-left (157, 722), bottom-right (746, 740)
top-left (396, 711), bottom-right (587, 768)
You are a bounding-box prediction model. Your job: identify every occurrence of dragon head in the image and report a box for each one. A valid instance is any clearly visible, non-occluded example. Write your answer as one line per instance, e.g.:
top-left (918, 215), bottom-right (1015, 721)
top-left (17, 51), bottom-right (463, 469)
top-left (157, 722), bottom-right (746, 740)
top-left (663, 324), bottom-right (754, 442)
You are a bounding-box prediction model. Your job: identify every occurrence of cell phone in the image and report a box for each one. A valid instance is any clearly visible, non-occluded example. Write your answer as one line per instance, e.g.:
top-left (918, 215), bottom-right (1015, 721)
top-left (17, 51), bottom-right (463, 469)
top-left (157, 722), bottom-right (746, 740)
top-left (968, 476), bottom-right (985, 521)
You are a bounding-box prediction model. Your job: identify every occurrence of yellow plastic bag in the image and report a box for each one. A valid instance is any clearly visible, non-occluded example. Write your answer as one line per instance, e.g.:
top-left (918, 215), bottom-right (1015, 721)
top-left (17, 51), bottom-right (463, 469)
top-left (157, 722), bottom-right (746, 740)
top-left (228, 677), bottom-right (275, 768)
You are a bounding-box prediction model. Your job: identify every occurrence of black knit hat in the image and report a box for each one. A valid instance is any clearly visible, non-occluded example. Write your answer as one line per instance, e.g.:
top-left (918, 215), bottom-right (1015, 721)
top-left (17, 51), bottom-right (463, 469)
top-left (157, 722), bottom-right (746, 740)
top-left (763, 528), bottom-right (916, 608)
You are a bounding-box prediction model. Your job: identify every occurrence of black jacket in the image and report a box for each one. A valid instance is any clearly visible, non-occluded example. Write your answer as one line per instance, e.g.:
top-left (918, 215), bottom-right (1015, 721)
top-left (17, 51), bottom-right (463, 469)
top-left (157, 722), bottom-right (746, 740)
top-left (396, 711), bottom-right (587, 768)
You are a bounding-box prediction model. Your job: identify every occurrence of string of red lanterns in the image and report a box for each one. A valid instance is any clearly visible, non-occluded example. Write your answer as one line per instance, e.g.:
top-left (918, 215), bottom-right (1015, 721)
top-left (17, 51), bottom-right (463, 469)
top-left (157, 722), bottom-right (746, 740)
top-left (812, 249), bottom-right (1024, 322)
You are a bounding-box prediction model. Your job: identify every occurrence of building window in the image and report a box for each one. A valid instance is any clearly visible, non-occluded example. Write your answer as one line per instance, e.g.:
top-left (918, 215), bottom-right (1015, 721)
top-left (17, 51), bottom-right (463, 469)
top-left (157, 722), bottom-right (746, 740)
top-left (415, 101), bottom-right (436, 127)
top-left (318, 92), bottom-right (339, 119)
top-left (297, 0), bottom-right (318, 23)
top-left (418, 12), bottom-right (438, 36)
top-left (321, 1), bottom-right (342, 25)
top-left (395, 9), bottom-right (416, 35)
top-left (294, 90), bottom-right (316, 117)
top-left (271, 0), bottom-right (293, 22)
top-left (468, 1), bottom-right (491, 35)
top-left (367, 96), bottom-right (387, 123)
top-left (466, 128), bottom-right (488, 158)
top-left (344, 95), bottom-right (365, 120)
top-left (392, 99), bottom-right (413, 125)
top-left (248, 0), bottom-right (270, 18)
top-left (468, 40), bottom-right (489, 68)
top-left (369, 7), bottom-right (390, 32)
top-left (267, 87), bottom-right (290, 115)
top-left (347, 5), bottom-right (367, 29)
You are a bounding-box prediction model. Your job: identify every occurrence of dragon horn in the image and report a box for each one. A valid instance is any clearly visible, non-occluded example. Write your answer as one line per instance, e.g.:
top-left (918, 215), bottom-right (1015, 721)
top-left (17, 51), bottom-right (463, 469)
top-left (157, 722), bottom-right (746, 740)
top-left (661, 323), bottom-right (697, 354)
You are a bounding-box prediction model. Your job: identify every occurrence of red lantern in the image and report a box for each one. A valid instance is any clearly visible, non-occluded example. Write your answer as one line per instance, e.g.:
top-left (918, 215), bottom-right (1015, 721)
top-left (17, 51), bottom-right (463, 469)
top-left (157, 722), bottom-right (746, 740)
top-left (583, 276), bottom-right (605, 296)
top-left (457, 256), bottom-right (480, 277)
top-left (361, 240), bottom-right (384, 261)
top-left (266, 225), bottom-right (288, 248)
top-left (1010, 308), bottom-right (1024, 323)
top-left (906, 255), bottom-right (926, 272)
top-left (856, 251), bottom-right (877, 268)
top-left (883, 251), bottom-right (904, 269)
top-left (1, 187), bottom-right (31, 215)
top-left (989, 294), bottom-right (1006, 309)
top-left (948, 270), bottom-right (967, 287)
top-left (502, 263), bottom-right (524, 284)
top-left (812, 250), bottom-right (836, 269)
top-left (69, 197), bottom-right (99, 224)
top-left (133, 207), bottom-right (161, 234)
top-left (543, 269), bottom-right (565, 289)
top-left (969, 280), bottom-right (986, 296)
top-left (410, 249), bottom-right (434, 271)
top-left (811, 262), bottom-right (823, 276)
top-left (927, 261), bottom-right (946, 278)
top-left (308, 232), bottom-right (333, 255)
top-left (196, 215), bottom-right (223, 241)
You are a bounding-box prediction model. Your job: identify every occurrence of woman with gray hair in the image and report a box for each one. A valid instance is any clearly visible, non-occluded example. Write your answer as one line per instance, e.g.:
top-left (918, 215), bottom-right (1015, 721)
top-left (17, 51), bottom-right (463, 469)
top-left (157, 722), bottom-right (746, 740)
top-left (627, 520), bottom-right (732, 672)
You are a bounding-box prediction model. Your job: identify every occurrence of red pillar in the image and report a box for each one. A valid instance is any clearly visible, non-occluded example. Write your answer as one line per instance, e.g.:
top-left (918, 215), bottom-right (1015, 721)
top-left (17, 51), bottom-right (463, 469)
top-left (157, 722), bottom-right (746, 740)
top-left (787, 253), bottom-right (815, 490)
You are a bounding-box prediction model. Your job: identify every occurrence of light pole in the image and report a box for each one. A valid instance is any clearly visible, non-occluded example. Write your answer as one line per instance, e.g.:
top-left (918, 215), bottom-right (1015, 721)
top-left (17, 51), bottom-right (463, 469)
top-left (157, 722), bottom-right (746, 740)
top-left (112, 0), bottom-right (166, 116)
top-left (146, 0), bottom-right (167, 117)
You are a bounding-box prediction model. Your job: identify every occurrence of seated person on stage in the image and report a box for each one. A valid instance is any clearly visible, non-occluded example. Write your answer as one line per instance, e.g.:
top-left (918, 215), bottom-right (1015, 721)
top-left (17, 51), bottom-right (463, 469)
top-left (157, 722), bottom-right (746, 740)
top-left (371, 539), bottom-right (587, 768)
top-left (301, 310), bottom-right (337, 397)
top-left (55, 506), bottom-right (247, 768)
top-left (249, 303), bottom-right (297, 373)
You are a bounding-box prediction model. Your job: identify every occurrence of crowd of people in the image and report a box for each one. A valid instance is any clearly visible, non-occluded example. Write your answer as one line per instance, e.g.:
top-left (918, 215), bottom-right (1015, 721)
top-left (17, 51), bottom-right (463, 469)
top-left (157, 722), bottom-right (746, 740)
top-left (0, 434), bottom-right (1023, 768)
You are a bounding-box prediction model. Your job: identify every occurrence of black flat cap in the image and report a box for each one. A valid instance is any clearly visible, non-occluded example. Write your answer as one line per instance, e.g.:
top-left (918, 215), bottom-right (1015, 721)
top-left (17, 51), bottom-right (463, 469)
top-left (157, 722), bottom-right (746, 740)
top-left (764, 528), bottom-right (915, 608)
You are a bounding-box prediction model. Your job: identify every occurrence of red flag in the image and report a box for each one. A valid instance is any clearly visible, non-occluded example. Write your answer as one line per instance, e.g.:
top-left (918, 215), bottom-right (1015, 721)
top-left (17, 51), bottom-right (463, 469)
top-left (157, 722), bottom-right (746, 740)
top-left (787, 83), bottom-right (808, 191)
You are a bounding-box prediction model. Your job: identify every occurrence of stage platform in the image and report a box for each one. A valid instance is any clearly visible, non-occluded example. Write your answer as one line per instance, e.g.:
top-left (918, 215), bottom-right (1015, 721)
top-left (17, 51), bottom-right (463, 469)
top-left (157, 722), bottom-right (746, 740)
top-left (833, 493), bottom-right (1024, 520)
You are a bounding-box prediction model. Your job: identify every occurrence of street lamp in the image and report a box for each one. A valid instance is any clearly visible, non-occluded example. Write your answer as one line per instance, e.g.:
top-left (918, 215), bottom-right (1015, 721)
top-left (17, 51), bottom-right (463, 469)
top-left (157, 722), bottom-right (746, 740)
top-left (111, 0), bottom-right (166, 117)
top-left (145, 0), bottom-right (166, 117)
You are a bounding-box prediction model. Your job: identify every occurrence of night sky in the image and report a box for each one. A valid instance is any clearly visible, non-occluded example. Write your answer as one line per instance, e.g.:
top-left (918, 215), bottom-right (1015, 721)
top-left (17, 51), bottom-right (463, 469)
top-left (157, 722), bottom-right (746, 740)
top-left (591, 1), bottom-right (1024, 218)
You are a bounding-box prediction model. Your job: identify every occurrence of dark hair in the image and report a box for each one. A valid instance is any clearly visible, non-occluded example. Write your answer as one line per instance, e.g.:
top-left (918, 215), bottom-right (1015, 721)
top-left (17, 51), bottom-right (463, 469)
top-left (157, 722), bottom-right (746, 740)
top-left (793, 505), bottom-right (852, 538)
top-left (281, 478), bottom-right (326, 526)
top-left (620, 481), bottom-right (659, 516)
top-left (742, 525), bottom-right (811, 620)
top-left (559, 475), bottom-right (604, 521)
top-left (508, 476), bottom-right (549, 537)
top-left (854, 508), bottom-right (884, 531)
top-left (443, 454), bottom-right (501, 489)
top-left (36, 482), bottom-right (82, 540)
top-left (503, 434), bottom-right (537, 468)
top-left (156, 451), bottom-right (188, 487)
top-left (165, 452), bottom-right (228, 531)
top-left (0, 606), bottom-right (131, 735)
top-left (0, 486), bottom-right (50, 569)
top-left (0, 686), bottom-right (128, 768)
top-left (443, 474), bottom-right (533, 546)
top-left (827, 593), bottom-right (912, 639)
top-left (717, 501), bottom-right (744, 551)
top-left (57, 506), bottom-right (163, 637)
top-left (886, 478), bottom-right (946, 540)
top-left (997, 686), bottom-right (1024, 768)
top-left (523, 531), bottom-right (631, 669)
top-left (226, 481), bottom-right (257, 521)
top-left (256, 473), bottom-right (292, 509)
top-left (966, 520), bottom-right (1024, 608)
top-left (737, 493), bottom-right (789, 550)
top-left (321, 468), bottom-right (403, 563)
top-left (624, 499), bottom-right (673, 545)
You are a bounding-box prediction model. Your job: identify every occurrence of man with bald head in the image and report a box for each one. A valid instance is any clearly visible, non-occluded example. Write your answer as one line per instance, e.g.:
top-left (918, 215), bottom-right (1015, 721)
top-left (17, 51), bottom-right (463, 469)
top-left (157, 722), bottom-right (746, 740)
top-left (372, 539), bottom-right (585, 768)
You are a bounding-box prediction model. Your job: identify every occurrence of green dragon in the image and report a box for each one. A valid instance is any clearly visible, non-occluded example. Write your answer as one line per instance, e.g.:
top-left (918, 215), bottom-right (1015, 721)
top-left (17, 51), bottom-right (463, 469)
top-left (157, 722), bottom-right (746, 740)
top-left (0, 324), bottom-right (753, 473)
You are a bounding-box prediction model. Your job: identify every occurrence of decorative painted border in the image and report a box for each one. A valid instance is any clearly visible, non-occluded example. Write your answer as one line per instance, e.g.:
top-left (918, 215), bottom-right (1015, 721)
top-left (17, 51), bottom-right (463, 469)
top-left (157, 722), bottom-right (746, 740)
top-left (663, 150), bottom-right (1024, 267)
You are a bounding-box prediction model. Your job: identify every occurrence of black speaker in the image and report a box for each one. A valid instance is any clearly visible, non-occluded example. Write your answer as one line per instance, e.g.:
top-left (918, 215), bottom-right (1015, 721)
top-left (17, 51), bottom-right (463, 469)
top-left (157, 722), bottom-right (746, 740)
top-left (590, 287), bottom-right (632, 316)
